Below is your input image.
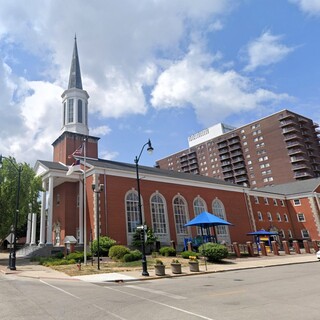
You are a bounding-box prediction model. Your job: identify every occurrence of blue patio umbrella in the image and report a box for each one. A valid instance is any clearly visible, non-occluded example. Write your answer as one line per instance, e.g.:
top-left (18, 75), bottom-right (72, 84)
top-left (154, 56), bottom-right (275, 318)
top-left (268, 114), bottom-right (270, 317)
top-left (184, 211), bottom-right (233, 245)
top-left (247, 229), bottom-right (278, 236)
top-left (185, 211), bottom-right (233, 227)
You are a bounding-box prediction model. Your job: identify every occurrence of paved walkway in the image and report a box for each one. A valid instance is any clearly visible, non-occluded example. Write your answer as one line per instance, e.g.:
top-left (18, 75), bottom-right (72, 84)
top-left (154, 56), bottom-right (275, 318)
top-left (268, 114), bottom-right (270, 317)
top-left (0, 252), bottom-right (318, 283)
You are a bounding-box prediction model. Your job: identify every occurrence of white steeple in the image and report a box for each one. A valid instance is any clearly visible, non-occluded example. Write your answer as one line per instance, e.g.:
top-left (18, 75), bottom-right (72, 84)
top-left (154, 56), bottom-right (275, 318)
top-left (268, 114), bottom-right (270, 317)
top-left (61, 36), bottom-right (89, 136)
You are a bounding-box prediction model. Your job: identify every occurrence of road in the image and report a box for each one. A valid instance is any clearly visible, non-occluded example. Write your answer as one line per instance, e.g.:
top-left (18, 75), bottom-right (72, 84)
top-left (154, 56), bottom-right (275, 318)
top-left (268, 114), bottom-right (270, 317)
top-left (1, 262), bottom-right (319, 319)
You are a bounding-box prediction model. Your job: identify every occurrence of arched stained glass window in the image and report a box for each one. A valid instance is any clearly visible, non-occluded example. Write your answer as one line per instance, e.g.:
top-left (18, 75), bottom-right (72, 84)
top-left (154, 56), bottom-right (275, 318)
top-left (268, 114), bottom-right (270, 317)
top-left (212, 199), bottom-right (227, 236)
top-left (126, 191), bottom-right (140, 233)
top-left (173, 196), bottom-right (188, 235)
top-left (151, 193), bottom-right (167, 234)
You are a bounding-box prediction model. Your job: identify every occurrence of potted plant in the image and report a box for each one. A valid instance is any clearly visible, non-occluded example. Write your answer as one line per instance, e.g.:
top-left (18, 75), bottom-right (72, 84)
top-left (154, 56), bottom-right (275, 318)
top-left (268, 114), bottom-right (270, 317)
top-left (154, 259), bottom-right (165, 276)
top-left (171, 259), bottom-right (182, 274)
top-left (188, 255), bottom-right (199, 272)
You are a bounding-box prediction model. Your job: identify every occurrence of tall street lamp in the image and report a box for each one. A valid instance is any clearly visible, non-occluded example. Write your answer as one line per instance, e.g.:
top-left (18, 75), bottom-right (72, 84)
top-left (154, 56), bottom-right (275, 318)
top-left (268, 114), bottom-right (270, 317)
top-left (134, 139), bottom-right (154, 276)
top-left (92, 182), bottom-right (104, 270)
top-left (0, 155), bottom-right (22, 270)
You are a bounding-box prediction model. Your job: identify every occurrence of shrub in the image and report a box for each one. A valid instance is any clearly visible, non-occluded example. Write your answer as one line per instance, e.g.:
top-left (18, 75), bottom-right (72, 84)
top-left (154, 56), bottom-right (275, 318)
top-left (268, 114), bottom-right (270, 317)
top-left (181, 250), bottom-right (198, 259)
top-left (91, 236), bottom-right (117, 256)
top-left (159, 246), bottom-right (176, 257)
top-left (108, 245), bottom-right (130, 260)
top-left (198, 243), bottom-right (228, 262)
top-left (66, 251), bottom-right (84, 262)
top-left (55, 251), bottom-right (64, 259)
top-left (123, 250), bottom-right (142, 262)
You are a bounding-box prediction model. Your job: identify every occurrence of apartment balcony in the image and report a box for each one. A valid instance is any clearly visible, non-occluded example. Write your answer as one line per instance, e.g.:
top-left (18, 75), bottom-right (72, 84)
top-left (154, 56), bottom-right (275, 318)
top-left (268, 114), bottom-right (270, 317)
top-left (233, 162), bottom-right (245, 169)
top-left (284, 133), bottom-right (302, 141)
top-left (298, 117), bottom-right (308, 123)
top-left (288, 148), bottom-right (305, 155)
top-left (294, 171), bottom-right (313, 178)
top-left (280, 119), bottom-right (299, 127)
top-left (223, 172), bottom-right (234, 178)
top-left (291, 156), bottom-right (308, 163)
top-left (286, 140), bottom-right (303, 148)
top-left (220, 154), bottom-right (231, 160)
top-left (217, 142), bottom-right (228, 149)
top-left (279, 113), bottom-right (295, 121)
top-left (221, 160), bottom-right (231, 167)
top-left (228, 137), bottom-right (240, 145)
top-left (313, 122), bottom-right (319, 128)
top-left (232, 156), bottom-right (244, 163)
top-left (222, 166), bottom-right (233, 173)
top-left (292, 163), bottom-right (309, 170)
top-left (234, 170), bottom-right (247, 176)
top-left (231, 150), bottom-right (242, 157)
top-left (235, 176), bottom-right (249, 183)
top-left (282, 127), bottom-right (299, 134)
top-left (229, 143), bottom-right (241, 151)
top-left (219, 148), bottom-right (229, 155)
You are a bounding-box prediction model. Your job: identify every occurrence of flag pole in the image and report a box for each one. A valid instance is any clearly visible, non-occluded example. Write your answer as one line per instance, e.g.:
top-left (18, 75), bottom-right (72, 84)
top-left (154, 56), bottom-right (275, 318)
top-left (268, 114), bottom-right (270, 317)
top-left (83, 137), bottom-right (87, 265)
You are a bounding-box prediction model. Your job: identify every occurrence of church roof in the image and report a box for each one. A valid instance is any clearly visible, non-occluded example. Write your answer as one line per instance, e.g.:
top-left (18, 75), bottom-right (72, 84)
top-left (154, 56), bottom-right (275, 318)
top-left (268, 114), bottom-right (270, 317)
top-left (256, 177), bottom-right (320, 196)
top-left (68, 36), bottom-right (83, 89)
top-left (85, 158), bottom-right (246, 190)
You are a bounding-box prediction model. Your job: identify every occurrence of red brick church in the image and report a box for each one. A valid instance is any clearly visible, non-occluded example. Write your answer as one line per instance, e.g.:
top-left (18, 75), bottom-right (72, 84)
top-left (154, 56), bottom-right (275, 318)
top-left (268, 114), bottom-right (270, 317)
top-left (34, 38), bottom-right (320, 252)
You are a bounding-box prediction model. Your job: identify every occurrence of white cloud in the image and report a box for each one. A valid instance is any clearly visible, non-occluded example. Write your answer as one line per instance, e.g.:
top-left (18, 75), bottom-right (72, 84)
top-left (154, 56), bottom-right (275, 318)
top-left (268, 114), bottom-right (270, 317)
top-left (243, 31), bottom-right (295, 72)
top-left (289, 0), bottom-right (320, 16)
top-left (90, 125), bottom-right (111, 137)
top-left (151, 43), bottom-right (291, 126)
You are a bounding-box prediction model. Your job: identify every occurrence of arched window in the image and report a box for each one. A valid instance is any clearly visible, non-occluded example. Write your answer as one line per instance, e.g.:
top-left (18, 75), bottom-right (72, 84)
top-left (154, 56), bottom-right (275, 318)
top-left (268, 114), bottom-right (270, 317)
top-left (276, 212), bottom-right (281, 222)
top-left (78, 100), bottom-right (83, 123)
top-left (193, 197), bottom-right (207, 235)
top-left (212, 199), bottom-right (227, 236)
top-left (125, 191), bottom-right (140, 233)
top-left (68, 99), bottom-right (74, 123)
top-left (267, 212), bottom-right (272, 221)
top-left (85, 102), bottom-right (88, 125)
top-left (284, 213), bottom-right (289, 222)
top-left (257, 211), bottom-right (263, 221)
top-left (173, 195), bottom-right (188, 235)
top-left (150, 193), bottom-right (167, 234)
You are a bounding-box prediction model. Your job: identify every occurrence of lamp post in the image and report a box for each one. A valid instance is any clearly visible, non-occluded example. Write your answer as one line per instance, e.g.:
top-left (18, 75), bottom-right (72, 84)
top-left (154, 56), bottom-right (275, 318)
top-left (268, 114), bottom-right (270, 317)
top-left (92, 182), bottom-right (104, 270)
top-left (134, 139), bottom-right (154, 276)
top-left (0, 155), bottom-right (22, 270)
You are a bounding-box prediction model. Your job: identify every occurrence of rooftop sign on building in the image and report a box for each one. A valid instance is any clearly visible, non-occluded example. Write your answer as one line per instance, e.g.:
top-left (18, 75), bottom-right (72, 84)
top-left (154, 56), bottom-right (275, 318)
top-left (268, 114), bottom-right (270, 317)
top-left (188, 123), bottom-right (235, 147)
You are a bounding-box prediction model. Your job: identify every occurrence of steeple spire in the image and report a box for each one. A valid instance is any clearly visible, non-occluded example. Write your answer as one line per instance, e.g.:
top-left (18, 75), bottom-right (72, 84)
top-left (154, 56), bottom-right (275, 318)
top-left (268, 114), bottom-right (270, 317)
top-left (68, 35), bottom-right (83, 89)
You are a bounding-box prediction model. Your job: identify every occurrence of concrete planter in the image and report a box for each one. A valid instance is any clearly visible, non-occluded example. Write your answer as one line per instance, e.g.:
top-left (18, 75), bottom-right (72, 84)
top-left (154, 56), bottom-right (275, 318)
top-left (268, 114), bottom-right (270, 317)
top-left (155, 264), bottom-right (165, 276)
top-left (171, 263), bottom-right (182, 274)
top-left (189, 261), bottom-right (199, 272)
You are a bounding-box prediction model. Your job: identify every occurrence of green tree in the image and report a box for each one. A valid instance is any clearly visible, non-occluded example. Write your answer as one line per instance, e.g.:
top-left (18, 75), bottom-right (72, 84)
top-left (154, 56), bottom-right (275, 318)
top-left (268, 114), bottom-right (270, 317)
top-left (0, 157), bottom-right (42, 243)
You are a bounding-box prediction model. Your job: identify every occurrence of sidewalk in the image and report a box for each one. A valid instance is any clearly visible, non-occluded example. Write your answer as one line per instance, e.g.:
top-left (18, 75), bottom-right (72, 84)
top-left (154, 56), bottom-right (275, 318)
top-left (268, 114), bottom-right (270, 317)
top-left (0, 252), bottom-right (318, 283)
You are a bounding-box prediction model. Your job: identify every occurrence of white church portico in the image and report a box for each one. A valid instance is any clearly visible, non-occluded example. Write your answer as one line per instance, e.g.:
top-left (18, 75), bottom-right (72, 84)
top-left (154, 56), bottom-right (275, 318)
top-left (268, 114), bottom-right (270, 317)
top-left (34, 161), bottom-right (83, 246)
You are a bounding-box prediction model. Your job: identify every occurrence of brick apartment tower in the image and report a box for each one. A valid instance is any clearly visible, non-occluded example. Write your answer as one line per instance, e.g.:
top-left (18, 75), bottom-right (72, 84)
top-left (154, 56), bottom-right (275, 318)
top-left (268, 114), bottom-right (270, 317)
top-left (156, 110), bottom-right (320, 188)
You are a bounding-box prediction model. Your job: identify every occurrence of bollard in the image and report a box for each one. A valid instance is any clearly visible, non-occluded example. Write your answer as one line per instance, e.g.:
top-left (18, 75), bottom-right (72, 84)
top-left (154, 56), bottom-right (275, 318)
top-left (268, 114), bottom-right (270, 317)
top-left (260, 242), bottom-right (267, 256)
top-left (271, 241), bottom-right (279, 255)
top-left (282, 240), bottom-right (291, 255)
top-left (303, 240), bottom-right (311, 253)
top-left (77, 259), bottom-right (81, 271)
top-left (246, 241), bottom-right (255, 257)
top-left (233, 242), bottom-right (241, 258)
top-left (293, 240), bottom-right (301, 254)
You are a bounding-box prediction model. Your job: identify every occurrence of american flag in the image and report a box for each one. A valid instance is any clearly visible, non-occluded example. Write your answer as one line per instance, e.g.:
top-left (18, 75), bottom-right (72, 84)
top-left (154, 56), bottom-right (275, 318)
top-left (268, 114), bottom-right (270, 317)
top-left (68, 144), bottom-right (83, 158)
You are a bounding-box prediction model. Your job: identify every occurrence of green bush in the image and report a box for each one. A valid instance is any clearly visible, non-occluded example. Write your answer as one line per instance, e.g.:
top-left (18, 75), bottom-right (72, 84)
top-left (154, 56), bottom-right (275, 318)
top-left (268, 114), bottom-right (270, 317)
top-left (55, 251), bottom-right (64, 259)
top-left (159, 246), bottom-right (176, 257)
top-left (66, 251), bottom-right (84, 262)
top-left (181, 250), bottom-right (198, 259)
top-left (198, 243), bottom-right (228, 262)
top-left (108, 245), bottom-right (130, 260)
top-left (123, 250), bottom-right (142, 262)
top-left (91, 236), bottom-right (117, 256)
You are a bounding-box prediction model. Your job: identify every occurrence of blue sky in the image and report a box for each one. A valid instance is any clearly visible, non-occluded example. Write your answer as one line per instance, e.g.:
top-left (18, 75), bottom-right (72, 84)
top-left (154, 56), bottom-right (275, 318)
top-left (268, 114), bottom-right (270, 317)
top-left (1, 0), bottom-right (320, 167)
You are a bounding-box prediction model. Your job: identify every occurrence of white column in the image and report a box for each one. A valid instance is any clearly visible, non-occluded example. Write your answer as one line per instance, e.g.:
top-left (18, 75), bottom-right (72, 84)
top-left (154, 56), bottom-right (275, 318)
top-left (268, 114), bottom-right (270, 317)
top-left (30, 213), bottom-right (37, 245)
top-left (26, 212), bottom-right (32, 245)
top-left (39, 180), bottom-right (47, 246)
top-left (46, 176), bottom-right (54, 245)
top-left (79, 179), bottom-right (84, 244)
